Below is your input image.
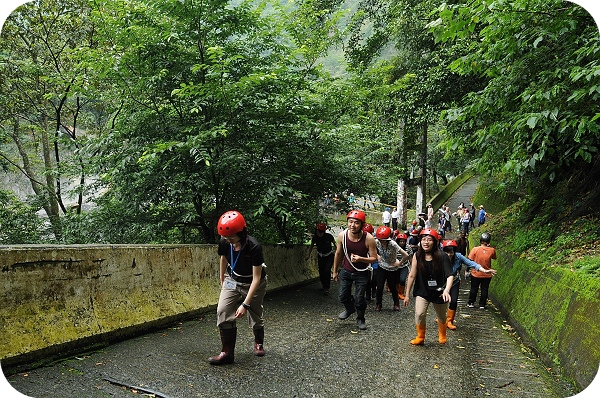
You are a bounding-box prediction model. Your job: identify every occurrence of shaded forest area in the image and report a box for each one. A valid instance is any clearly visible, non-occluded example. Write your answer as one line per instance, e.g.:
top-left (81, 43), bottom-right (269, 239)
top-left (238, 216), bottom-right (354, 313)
top-left (0, 0), bottom-right (598, 251)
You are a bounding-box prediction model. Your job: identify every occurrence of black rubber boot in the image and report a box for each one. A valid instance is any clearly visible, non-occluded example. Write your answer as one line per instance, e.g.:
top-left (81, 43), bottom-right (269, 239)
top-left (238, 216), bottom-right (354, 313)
top-left (208, 328), bottom-right (237, 365)
top-left (253, 328), bottom-right (265, 356)
top-left (356, 310), bottom-right (367, 330)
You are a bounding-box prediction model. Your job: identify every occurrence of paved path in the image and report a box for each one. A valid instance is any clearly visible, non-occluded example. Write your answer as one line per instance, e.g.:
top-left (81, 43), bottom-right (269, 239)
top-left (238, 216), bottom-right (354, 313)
top-left (1, 178), bottom-right (582, 398)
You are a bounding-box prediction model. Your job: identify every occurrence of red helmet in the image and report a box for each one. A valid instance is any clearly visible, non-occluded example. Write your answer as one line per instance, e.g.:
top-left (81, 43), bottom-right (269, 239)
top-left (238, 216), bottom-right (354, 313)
top-left (410, 229), bottom-right (419, 236)
top-left (362, 223), bottom-right (374, 233)
top-left (442, 240), bottom-right (458, 249)
top-left (217, 210), bottom-right (246, 236)
top-left (375, 226), bottom-right (392, 240)
top-left (420, 228), bottom-right (441, 241)
top-left (347, 209), bottom-right (366, 223)
top-left (396, 233), bottom-right (408, 240)
top-left (316, 223), bottom-right (327, 232)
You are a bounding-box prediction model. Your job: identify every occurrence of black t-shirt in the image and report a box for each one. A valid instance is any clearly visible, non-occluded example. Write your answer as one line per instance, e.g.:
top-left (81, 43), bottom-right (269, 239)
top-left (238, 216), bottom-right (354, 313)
top-left (218, 236), bottom-right (265, 282)
top-left (311, 232), bottom-right (336, 255)
top-left (413, 253), bottom-right (452, 304)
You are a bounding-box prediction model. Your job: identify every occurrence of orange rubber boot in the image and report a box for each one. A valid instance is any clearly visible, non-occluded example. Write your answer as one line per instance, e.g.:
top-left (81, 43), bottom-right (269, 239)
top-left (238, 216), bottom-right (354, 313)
top-left (446, 309), bottom-right (457, 330)
top-left (397, 284), bottom-right (405, 300)
top-left (438, 319), bottom-right (448, 344)
top-left (410, 324), bottom-right (426, 345)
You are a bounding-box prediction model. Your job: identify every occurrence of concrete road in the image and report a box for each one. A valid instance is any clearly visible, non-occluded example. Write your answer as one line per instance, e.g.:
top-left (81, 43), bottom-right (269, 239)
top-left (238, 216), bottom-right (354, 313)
top-left (2, 177), bottom-right (579, 398)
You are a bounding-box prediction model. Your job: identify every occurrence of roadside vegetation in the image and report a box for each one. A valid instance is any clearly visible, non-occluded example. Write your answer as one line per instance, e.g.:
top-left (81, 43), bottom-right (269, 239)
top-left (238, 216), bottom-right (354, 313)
top-left (1, 0), bottom-right (598, 250)
top-left (472, 161), bottom-right (600, 277)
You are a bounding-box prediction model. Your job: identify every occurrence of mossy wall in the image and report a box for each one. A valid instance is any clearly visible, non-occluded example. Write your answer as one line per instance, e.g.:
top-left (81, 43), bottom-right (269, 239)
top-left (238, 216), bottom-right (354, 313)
top-left (428, 170), bottom-right (476, 211)
top-left (0, 244), bottom-right (317, 370)
top-left (488, 249), bottom-right (600, 391)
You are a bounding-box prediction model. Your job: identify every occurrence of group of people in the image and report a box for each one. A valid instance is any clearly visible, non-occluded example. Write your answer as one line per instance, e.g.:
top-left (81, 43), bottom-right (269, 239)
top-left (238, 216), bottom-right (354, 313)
top-left (320, 209), bottom-right (498, 345)
top-left (207, 206), bottom-right (497, 366)
top-left (426, 202), bottom-right (491, 239)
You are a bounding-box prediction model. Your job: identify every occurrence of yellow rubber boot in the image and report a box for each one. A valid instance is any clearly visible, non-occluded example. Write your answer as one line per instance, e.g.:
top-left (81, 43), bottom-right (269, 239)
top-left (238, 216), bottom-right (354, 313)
top-left (438, 318), bottom-right (448, 344)
top-left (446, 309), bottom-right (457, 330)
top-left (410, 324), bottom-right (426, 345)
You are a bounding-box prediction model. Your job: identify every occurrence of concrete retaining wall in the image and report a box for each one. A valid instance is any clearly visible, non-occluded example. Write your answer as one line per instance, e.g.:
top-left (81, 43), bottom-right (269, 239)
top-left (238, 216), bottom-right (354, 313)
top-left (0, 244), bottom-right (317, 370)
top-left (487, 249), bottom-right (600, 391)
top-left (428, 169), bottom-right (476, 211)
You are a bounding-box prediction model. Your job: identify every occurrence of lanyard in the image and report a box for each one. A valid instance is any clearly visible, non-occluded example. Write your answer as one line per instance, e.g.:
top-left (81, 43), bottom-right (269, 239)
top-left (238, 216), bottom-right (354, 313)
top-left (229, 244), bottom-right (242, 275)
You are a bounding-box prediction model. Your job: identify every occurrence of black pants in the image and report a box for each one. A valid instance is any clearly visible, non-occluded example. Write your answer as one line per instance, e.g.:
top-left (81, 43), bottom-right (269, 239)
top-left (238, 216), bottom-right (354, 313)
top-left (449, 281), bottom-right (460, 311)
top-left (376, 268), bottom-right (400, 306)
top-left (366, 268), bottom-right (378, 298)
top-left (318, 254), bottom-right (333, 290)
top-left (469, 276), bottom-right (492, 307)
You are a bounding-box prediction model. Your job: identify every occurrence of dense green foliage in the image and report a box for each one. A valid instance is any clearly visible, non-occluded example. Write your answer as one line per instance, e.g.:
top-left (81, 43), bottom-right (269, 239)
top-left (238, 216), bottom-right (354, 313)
top-left (0, 189), bottom-right (47, 243)
top-left (430, 0), bottom-right (599, 185)
top-left (1, 0), bottom-right (598, 246)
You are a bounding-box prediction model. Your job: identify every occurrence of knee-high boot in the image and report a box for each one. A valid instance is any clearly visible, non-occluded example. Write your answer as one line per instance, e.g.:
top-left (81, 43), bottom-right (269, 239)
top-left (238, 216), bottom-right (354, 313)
top-left (397, 284), bottom-right (405, 300)
top-left (208, 328), bottom-right (236, 365)
top-left (253, 328), bottom-right (265, 356)
top-left (438, 319), bottom-right (448, 344)
top-left (446, 309), bottom-right (457, 330)
top-left (410, 324), bottom-right (426, 345)
top-left (356, 309), bottom-right (367, 330)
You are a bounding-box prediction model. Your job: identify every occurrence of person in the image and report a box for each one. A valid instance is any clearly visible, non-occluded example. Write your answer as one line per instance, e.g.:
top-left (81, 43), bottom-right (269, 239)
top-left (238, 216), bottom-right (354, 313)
top-left (209, 210), bottom-right (268, 365)
top-left (391, 207), bottom-right (399, 231)
top-left (306, 223), bottom-right (336, 295)
top-left (408, 220), bottom-right (418, 234)
top-left (467, 232), bottom-right (497, 309)
top-left (362, 223), bottom-right (378, 300)
top-left (382, 207), bottom-right (392, 227)
top-left (403, 228), bottom-right (453, 345)
top-left (374, 226), bottom-right (410, 312)
top-left (478, 205), bottom-right (489, 226)
top-left (455, 229), bottom-right (470, 256)
top-left (441, 240), bottom-right (496, 330)
top-left (425, 214), bottom-right (433, 229)
top-left (444, 204), bottom-right (453, 232)
top-left (333, 210), bottom-right (378, 330)
top-left (348, 192), bottom-right (355, 204)
top-left (427, 203), bottom-right (434, 220)
top-left (460, 206), bottom-right (471, 235)
top-left (394, 232), bottom-right (413, 300)
top-left (438, 214), bottom-right (447, 239)
top-left (407, 229), bottom-right (420, 255)
top-left (469, 204), bottom-right (476, 229)
top-left (417, 212), bottom-right (426, 228)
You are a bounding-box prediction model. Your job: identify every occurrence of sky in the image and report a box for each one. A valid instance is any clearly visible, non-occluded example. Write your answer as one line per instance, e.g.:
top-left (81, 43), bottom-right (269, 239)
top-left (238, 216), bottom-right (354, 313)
top-left (0, 1), bottom-right (599, 397)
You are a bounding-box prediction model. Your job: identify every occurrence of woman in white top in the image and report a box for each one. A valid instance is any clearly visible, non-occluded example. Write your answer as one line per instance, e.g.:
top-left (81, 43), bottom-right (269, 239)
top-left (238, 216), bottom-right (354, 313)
top-left (374, 226), bottom-right (410, 312)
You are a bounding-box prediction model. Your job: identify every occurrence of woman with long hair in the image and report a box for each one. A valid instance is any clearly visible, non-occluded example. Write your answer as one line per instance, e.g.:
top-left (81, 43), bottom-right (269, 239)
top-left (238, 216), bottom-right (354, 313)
top-left (403, 228), bottom-right (454, 345)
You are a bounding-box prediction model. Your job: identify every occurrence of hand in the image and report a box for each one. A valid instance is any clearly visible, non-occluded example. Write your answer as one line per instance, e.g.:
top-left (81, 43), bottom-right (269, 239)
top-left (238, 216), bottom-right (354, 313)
top-left (235, 305), bottom-right (247, 318)
top-left (403, 296), bottom-right (410, 307)
top-left (332, 271), bottom-right (339, 281)
top-left (488, 269), bottom-right (497, 275)
top-left (440, 290), bottom-right (451, 303)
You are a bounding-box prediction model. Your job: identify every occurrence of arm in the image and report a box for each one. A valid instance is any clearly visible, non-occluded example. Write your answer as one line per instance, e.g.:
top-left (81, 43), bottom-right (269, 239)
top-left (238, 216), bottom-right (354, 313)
top-left (463, 251), bottom-right (496, 275)
top-left (354, 233), bottom-right (377, 264)
top-left (235, 264), bottom-right (264, 318)
top-left (305, 239), bottom-right (315, 259)
top-left (396, 245), bottom-right (410, 266)
top-left (219, 255), bottom-right (228, 285)
top-left (332, 231), bottom-right (345, 281)
top-left (403, 256), bottom-right (418, 307)
top-left (441, 275), bottom-right (454, 303)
